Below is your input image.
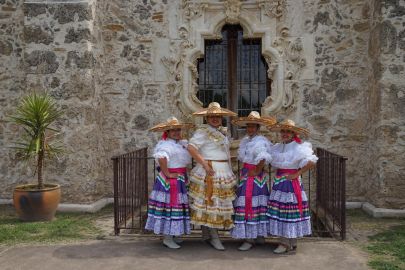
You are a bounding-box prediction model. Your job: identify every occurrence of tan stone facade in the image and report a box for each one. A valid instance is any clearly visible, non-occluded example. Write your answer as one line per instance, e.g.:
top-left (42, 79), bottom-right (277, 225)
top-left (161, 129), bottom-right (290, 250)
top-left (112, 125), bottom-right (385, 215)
top-left (0, 0), bottom-right (404, 208)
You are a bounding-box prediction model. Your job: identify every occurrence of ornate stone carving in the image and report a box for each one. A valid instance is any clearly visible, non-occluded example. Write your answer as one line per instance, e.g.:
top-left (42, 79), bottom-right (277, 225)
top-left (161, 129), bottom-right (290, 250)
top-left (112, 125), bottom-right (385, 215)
top-left (182, 0), bottom-right (208, 21)
top-left (282, 80), bottom-right (297, 110)
top-left (161, 51), bottom-right (182, 109)
top-left (259, 0), bottom-right (286, 18)
top-left (272, 27), bottom-right (307, 81)
top-left (224, 0), bottom-right (242, 24)
top-left (263, 55), bottom-right (277, 78)
top-left (174, 1), bottom-right (301, 115)
top-left (286, 38), bottom-right (307, 79)
top-left (161, 24), bottom-right (198, 116)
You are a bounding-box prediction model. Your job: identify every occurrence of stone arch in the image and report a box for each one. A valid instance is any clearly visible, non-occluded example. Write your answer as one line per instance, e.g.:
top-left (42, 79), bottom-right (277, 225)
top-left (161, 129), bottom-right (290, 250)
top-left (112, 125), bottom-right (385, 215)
top-left (180, 10), bottom-right (286, 117)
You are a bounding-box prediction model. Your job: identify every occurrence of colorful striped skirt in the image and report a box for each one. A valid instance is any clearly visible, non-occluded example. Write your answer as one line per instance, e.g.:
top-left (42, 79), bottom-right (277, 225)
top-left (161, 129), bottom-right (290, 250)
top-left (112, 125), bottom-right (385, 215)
top-left (267, 169), bottom-right (312, 238)
top-left (231, 164), bottom-right (270, 239)
top-left (145, 168), bottom-right (191, 236)
top-left (188, 161), bottom-right (236, 230)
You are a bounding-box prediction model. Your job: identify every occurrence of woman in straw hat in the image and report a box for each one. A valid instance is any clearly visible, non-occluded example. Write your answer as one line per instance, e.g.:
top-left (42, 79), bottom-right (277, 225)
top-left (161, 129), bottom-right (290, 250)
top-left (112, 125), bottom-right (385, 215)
top-left (187, 102), bottom-right (237, 251)
top-left (145, 117), bottom-right (194, 249)
top-left (266, 119), bottom-right (318, 254)
top-left (231, 111), bottom-right (276, 251)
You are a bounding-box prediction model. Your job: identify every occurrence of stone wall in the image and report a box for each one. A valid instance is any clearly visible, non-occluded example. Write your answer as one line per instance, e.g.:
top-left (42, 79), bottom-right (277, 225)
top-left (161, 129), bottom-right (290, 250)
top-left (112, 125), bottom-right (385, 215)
top-left (366, 0), bottom-right (405, 208)
top-left (0, 0), bottom-right (26, 198)
top-left (0, 0), bottom-right (404, 208)
top-left (1, 0), bottom-right (109, 203)
top-left (282, 0), bottom-right (373, 202)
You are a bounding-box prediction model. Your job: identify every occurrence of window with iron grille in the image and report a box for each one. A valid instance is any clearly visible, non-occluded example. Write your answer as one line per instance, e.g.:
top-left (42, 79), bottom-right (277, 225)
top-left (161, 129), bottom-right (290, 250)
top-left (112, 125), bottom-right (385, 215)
top-left (197, 25), bottom-right (271, 138)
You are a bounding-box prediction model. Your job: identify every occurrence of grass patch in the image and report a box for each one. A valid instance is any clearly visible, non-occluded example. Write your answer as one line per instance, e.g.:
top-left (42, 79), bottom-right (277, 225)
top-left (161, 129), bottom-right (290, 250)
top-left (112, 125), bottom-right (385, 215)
top-left (347, 209), bottom-right (405, 270)
top-left (0, 204), bottom-right (113, 246)
top-left (366, 225), bottom-right (405, 270)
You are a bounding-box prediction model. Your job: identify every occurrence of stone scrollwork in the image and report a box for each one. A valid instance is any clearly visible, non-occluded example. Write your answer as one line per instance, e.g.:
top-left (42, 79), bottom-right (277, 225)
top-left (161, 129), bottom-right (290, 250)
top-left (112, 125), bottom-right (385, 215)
top-left (286, 38), bottom-right (307, 79)
top-left (161, 24), bottom-right (196, 116)
top-left (182, 0), bottom-right (208, 21)
top-left (161, 53), bottom-right (182, 110)
top-left (272, 27), bottom-right (307, 81)
top-left (259, 0), bottom-right (287, 18)
top-left (188, 60), bottom-right (202, 106)
top-left (224, 0), bottom-right (242, 24)
top-left (171, 1), bottom-right (305, 116)
top-left (283, 80), bottom-right (297, 110)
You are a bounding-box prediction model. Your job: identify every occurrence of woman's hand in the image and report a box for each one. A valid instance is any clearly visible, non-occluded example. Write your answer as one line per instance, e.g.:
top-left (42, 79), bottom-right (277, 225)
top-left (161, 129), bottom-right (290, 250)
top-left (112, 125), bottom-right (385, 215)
top-left (167, 173), bottom-right (180, 179)
top-left (247, 160), bottom-right (264, 177)
top-left (203, 161), bottom-right (215, 176)
top-left (285, 172), bottom-right (300, 180)
top-left (188, 145), bottom-right (215, 176)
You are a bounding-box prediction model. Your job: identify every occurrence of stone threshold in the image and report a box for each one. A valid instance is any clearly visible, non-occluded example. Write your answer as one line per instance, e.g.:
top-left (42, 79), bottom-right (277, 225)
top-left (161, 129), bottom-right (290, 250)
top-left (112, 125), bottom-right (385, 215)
top-left (24, 0), bottom-right (90, 4)
top-left (0, 197), bottom-right (113, 213)
top-left (346, 201), bottom-right (405, 218)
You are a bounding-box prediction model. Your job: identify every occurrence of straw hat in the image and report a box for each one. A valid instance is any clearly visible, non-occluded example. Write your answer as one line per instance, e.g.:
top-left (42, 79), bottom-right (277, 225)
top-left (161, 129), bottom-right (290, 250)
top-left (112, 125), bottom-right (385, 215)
top-left (192, 102), bottom-right (237, 117)
top-left (149, 116), bottom-right (193, 132)
top-left (232, 111), bottom-right (276, 127)
top-left (268, 119), bottom-right (309, 137)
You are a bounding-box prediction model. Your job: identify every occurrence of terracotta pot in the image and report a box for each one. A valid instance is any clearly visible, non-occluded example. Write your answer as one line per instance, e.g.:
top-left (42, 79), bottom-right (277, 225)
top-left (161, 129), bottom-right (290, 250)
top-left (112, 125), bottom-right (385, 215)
top-left (13, 184), bottom-right (61, 221)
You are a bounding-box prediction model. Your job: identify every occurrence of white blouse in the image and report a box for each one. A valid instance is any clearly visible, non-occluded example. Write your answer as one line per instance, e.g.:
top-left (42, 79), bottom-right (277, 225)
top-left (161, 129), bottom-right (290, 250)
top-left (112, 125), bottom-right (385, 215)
top-left (152, 139), bottom-right (191, 168)
top-left (269, 141), bottom-right (318, 169)
top-left (188, 125), bottom-right (230, 160)
top-left (238, 135), bottom-right (272, 165)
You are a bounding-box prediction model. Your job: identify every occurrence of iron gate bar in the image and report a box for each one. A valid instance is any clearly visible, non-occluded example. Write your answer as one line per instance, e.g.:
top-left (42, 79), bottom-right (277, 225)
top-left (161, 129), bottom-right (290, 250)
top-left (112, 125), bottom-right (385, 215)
top-left (315, 148), bottom-right (347, 240)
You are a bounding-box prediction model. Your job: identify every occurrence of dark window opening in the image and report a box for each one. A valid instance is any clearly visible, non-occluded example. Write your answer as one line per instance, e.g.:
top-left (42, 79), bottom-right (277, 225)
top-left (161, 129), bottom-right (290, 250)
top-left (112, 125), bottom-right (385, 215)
top-left (197, 25), bottom-right (271, 138)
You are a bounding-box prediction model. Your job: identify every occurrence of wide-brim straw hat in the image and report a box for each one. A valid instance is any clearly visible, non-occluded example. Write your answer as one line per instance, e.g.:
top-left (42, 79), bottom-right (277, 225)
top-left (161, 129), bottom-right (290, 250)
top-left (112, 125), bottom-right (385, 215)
top-left (192, 102), bottom-right (237, 117)
top-left (149, 116), bottom-right (194, 132)
top-left (232, 111), bottom-right (276, 127)
top-left (268, 119), bottom-right (309, 137)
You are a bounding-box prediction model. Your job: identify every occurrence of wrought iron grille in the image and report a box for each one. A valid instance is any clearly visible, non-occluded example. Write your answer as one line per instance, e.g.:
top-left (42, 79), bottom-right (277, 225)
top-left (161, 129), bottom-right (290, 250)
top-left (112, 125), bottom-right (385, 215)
top-left (197, 25), bottom-right (270, 117)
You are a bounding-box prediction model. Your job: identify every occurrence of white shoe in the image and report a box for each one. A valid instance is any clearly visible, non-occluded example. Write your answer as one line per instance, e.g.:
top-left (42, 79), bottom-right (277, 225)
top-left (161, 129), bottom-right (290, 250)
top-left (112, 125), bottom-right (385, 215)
top-left (273, 244), bottom-right (288, 254)
top-left (163, 235), bottom-right (181, 249)
top-left (209, 238), bottom-right (225, 251)
top-left (238, 241), bottom-right (253, 251)
top-left (255, 236), bottom-right (265, 245)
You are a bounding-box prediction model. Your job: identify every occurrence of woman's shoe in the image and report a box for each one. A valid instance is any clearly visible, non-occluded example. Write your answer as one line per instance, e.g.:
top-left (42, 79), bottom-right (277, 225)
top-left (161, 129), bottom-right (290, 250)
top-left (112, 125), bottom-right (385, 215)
top-left (207, 228), bottom-right (225, 250)
top-left (209, 237), bottom-right (225, 251)
top-left (273, 244), bottom-right (288, 254)
top-left (238, 241), bottom-right (253, 251)
top-left (163, 235), bottom-right (181, 249)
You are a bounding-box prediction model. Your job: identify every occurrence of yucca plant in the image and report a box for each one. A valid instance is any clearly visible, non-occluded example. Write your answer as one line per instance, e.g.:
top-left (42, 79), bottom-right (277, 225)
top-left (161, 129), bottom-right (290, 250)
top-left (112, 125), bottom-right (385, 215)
top-left (10, 92), bottom-right (63, 189)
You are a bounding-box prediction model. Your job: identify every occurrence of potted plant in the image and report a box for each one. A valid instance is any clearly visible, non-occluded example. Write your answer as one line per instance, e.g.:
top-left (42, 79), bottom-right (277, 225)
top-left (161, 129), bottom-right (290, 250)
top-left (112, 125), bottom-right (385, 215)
top-left (10, 92), bottom-right (64, 221)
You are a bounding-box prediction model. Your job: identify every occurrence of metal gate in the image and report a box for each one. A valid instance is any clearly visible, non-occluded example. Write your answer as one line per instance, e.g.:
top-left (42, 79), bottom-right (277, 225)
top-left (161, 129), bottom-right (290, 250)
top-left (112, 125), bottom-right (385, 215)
top-left (112, 147), bottom-right (347, 240)
top-left (313, 148), bottom-right (347, 240)
top-left (112, 148), bottom-right (149, 235)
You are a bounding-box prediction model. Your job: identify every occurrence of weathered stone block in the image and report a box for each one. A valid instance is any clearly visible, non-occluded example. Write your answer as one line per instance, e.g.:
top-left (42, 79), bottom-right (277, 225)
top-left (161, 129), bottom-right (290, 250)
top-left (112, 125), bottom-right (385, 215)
top-left (52, 4), bottom-right (92, 24)
top-left (132, 115), bottom-right (149, 130)
top-left (380, 20), bottom-right (397, 54)
top-left (0, 40), bottom-right (12, 55)
top-left (24, 4), bottom-right (46, 17)
top-left (24, 25), bottom-right (53, 45)
top-left (24, 50), bottom-right (59, 74)
top-left (65, 51), bottom-right (95, 69)
top-left (64, 28), bottom-right (91, 44)
top-left (320, 67), bottom-right (347, 92)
